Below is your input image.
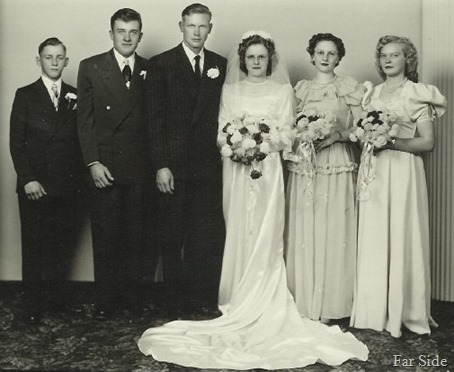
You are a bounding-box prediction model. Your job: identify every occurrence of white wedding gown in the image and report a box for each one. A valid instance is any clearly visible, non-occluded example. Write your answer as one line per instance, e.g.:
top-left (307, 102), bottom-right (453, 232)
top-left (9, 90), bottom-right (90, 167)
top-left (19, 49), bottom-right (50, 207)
top-left (138, 80), bottom-right (369, 369)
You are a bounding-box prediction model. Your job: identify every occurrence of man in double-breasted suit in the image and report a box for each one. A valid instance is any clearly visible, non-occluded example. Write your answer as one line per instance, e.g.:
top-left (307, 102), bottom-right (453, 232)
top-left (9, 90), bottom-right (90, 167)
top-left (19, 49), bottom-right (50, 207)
top-left (77, 8), bottom-right (149, 319)
top-left (148, 3), bottom-right (227, 314)
top-left (10, 37), bottom-right (84, 322)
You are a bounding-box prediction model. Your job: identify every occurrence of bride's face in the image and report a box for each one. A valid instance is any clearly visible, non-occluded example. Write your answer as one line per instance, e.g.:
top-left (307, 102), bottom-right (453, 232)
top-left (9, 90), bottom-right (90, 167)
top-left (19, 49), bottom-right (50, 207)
top-left (245, 43), bottom-right (269, 79)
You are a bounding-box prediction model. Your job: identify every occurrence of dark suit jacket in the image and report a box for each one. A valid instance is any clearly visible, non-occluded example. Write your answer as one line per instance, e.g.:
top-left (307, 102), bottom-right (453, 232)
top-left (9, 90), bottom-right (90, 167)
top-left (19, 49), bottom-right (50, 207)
top-left (148, 44), bottom-right (227, 180)
top-left (10, 79), bottom-right (84, 196)
top-left (77, 49), bottom-right (148, 185)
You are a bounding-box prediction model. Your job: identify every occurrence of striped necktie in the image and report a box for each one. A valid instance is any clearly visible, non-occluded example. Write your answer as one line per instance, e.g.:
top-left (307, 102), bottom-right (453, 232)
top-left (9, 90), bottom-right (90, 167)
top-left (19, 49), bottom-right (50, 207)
top-left (51, 84), bottom-right (59, 111)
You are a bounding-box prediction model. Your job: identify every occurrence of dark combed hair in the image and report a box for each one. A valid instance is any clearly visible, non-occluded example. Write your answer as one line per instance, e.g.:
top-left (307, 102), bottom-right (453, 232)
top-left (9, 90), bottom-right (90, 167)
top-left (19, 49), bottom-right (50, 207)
top-left (110, 8), bottom-right (142, 31)
top-left (181, 3), bottom-right (212, 19)
top-left (306, 33), bottom-right (346, 65)
top-left (38, 37), bottom-right (66, 55)
top-left (375, 35), bottom-right (418, 82)
top-left (238, 34), bottom-right (276, 76)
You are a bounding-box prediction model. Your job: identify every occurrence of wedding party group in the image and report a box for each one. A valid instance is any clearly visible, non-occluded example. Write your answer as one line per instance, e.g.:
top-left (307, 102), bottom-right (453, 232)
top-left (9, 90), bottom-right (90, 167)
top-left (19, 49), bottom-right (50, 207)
top-left (9, 2), bottom-right (447, 370)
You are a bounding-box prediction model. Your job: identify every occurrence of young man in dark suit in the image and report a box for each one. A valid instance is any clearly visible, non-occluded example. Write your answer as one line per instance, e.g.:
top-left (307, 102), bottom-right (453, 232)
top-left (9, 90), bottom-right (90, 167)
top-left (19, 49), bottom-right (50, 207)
top-left (77, 8), bottom-right (149, 319)
top-left (148, 3), bottom-right (227, 314)
top-left (10, 37), bottom-right (84, 322)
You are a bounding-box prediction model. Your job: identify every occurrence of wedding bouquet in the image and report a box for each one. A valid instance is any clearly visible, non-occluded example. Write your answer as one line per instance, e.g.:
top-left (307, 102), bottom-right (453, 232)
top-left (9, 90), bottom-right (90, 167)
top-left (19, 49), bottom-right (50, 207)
top-left (294, 107), bottom-right (336, 143)
top-left (218, 115), bottom-right (286, 179)
top-left (349, 110), bottom-right (399, 148)
top-left (349, 109), bottom-right (399, 200)
top-left (286, 107), bottom-right (336, 180)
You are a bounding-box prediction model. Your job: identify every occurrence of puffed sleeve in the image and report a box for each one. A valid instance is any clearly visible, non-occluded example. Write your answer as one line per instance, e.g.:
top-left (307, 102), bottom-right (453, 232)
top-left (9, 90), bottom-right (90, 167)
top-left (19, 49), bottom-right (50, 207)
top-left (405, 81), bottom-right (446, 122)
top-left (335, 76), bottom-right (365, 106)
top-left (293, 80), bottom-right (311, 113)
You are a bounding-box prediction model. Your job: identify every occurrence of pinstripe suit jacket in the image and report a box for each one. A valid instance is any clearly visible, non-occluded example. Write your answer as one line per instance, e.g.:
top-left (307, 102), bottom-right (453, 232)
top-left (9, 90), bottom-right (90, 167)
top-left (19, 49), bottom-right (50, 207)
top-left (148, 44), bottom-right (227, 180)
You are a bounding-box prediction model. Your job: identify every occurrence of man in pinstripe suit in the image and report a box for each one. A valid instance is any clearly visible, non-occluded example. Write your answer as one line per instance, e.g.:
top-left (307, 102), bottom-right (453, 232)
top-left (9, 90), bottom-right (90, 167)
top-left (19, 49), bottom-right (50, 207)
top-left (148, 3), bottom-right (227, 314)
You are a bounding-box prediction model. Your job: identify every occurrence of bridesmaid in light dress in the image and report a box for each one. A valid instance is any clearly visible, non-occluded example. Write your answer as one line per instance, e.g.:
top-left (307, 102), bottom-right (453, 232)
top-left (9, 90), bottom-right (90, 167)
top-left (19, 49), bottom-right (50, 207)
top-left (350, 35), bottom-right (446, 338)
top-left (285, 33), bottom-right (364, 322)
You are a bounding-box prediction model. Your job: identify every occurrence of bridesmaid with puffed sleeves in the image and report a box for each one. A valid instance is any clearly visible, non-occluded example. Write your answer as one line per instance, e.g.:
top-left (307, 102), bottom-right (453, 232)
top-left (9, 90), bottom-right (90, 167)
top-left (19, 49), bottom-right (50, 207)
top-left (284, 33), bottom-right (364, 322)
top-left (350, 35), bottom-right (446, 338)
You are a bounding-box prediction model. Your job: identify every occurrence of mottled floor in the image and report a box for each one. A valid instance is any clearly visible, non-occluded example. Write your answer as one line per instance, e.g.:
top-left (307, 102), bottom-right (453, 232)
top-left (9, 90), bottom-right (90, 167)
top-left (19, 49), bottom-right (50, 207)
top-left (0, 282), bottom-right (453, 372)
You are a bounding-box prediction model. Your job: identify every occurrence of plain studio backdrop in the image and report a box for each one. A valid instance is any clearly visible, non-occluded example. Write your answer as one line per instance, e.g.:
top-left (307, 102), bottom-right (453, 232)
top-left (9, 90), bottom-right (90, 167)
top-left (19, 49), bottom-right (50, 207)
top-left (0, 0), bottom-right (452, 300)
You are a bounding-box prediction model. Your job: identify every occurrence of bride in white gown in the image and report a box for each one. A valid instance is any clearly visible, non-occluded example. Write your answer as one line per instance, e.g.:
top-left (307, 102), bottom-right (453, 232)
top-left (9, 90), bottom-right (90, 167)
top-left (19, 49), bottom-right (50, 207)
top-left (138, 31), bottom-right (369, 370)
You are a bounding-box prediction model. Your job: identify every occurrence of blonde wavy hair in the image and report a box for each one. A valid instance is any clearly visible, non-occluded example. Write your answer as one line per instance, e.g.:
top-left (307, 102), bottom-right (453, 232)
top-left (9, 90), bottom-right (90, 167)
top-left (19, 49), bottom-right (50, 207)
top-left (375, 35), bottom-right (418, 82)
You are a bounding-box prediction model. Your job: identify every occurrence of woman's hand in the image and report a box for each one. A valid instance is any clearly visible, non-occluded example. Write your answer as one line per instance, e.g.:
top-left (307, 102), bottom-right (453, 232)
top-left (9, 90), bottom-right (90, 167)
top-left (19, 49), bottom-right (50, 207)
top-left (315, 131), bottom-right (342, 152)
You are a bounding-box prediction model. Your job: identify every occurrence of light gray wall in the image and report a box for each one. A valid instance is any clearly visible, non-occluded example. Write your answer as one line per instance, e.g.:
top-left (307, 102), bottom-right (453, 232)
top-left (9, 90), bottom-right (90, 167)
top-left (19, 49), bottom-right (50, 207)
top-left (0, 0), bottom-right (422, 280)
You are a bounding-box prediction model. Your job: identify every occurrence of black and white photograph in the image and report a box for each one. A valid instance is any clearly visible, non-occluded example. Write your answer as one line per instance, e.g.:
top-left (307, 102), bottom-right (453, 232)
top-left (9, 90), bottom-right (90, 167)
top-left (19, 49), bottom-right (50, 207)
top-left (0, 0), bottom-right (453, 371)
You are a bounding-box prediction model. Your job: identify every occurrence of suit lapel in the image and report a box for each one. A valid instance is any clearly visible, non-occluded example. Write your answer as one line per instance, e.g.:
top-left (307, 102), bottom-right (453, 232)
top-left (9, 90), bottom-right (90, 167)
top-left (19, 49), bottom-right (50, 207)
top-left (114, 55), bottom-right (147, 129)
top-left (175, 44), bottom-right (200, 98)
top-left (98, 49), bottom-right (128, 104)
top-left (192, 50), bottom-right (218, 125)
top-left (33, 79), bottom-right (58, 131)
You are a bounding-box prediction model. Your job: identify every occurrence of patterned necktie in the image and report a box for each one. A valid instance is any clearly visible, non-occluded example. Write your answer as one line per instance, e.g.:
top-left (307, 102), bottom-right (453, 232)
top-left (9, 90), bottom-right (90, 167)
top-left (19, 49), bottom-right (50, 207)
top-left (194, 55), bottom-right (201, 80)
top-left (51, 84), bottom-right (59, 111)
top-left (122, 60), bottom-right (132, 88)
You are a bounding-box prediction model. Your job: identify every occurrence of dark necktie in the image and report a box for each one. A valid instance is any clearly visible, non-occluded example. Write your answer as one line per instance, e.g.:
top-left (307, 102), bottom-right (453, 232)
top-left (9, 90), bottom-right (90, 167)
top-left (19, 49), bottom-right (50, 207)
top-left (122, 62), bottom-right (132, 87)
top-left (194, 55), bottom-right (201, 80)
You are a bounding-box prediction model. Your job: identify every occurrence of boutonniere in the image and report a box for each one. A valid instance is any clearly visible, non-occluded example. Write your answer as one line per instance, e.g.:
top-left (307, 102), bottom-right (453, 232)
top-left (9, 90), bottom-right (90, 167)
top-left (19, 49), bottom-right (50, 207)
top-left (65, 92), bottom-right (77, 110)
top-left (207, 67), bottom-right (220, 79)
top-left (140, 70), bottom-right (147, 80)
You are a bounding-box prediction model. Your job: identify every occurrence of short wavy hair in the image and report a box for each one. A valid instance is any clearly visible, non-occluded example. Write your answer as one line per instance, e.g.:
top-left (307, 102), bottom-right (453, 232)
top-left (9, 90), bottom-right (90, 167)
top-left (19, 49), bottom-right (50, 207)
top-left (306, 33), bottom-right (346, 66)
top-left (181, 3), bottom-right (212, 20)
top-left (38, 37), bottom-right (66, 55)
top-left (110, 8), bottom-right (142, 31)
top-left (238, 34), bottom-right (275, 76)
top-left (375, 35), bottom-right (418, 82)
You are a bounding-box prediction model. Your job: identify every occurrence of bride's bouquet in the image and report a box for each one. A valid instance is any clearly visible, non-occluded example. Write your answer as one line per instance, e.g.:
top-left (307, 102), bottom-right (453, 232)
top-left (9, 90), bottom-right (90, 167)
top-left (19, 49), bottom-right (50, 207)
top-left (218, 115), bottom-right (286, 179)
top-left (349, 109), bottom-right (399, 200)
top-left (286, 107), bottom-right (336, 180)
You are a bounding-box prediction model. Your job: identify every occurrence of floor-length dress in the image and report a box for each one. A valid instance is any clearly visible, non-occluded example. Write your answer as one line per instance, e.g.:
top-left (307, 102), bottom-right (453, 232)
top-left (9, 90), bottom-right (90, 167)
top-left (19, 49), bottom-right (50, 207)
top-left (350, 80), bottom-right (446, 338)
top-left (138, 79), bottom-right (369, 370)
top-left (285, 77), bottom-right (363, 320)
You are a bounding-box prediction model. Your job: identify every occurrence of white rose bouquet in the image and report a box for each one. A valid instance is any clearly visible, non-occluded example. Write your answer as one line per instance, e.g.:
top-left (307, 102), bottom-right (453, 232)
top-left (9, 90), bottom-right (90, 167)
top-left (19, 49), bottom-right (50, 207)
top-left (218, 115), bottom-right (287, 179)
top-left (286, 107), bottom-right (336, 187)
top-left (350, 109), bottom-right (399, 200)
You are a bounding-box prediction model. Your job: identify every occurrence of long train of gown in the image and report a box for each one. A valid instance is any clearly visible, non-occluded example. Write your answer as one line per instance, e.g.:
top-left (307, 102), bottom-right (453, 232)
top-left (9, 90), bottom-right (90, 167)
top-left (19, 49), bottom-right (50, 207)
top-left (138, 80), bottom-right (368, 369)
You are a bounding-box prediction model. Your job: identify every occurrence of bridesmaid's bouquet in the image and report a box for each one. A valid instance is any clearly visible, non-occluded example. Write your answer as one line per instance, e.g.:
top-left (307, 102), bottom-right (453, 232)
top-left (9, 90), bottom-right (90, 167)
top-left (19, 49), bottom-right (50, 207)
top-left (349, 109), bottom-right (399, 200)
top-left (218, 115), bottom-right (286, 179)
top-left (349, 110), bottom-right (399, 148)
top-left (294, 107), bottom-right (336, 144)
top-left (286, 107), bottom-right (336, 184)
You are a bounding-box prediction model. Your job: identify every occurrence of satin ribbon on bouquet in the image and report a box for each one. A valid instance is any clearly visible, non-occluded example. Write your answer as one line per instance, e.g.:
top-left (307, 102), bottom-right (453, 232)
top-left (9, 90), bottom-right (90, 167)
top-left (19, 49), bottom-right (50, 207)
top-left (357, 142), bottom-right (376, 201)
top-left (297, 140), bottom-right (316, 196)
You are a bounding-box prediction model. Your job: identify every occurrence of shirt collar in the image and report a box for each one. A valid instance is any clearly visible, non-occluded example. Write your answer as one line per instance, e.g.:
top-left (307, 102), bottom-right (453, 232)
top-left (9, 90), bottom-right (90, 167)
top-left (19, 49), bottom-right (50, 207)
top-left (41, 75), bottom-right (62, 93)
top-left (113, 48), bottom-right (136, 72)
top-left (181, 42), bottom-right (204, 62)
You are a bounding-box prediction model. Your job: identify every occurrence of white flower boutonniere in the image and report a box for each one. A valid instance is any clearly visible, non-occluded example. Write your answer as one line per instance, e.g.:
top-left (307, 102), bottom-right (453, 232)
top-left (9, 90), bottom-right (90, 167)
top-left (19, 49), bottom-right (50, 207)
top-left (65, 92), bottom-right (77, 110)
top-left (140, 70), bottom-right (147, 80)
top-left (207, 67), bottom-right (220, 79)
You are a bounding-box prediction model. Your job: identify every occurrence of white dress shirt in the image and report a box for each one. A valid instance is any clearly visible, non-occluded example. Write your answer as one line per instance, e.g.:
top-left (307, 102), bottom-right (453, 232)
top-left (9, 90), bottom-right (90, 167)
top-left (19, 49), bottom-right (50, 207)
top-left (181, 42), bottom-right (205, 74)
top-left (41, 75), bottom-right (62, 102)
top-left (113, 48), bottom-right (136, 74)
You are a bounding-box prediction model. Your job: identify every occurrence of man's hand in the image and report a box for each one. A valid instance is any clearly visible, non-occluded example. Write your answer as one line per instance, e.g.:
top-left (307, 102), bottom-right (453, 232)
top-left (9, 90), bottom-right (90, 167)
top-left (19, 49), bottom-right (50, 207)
top-left (156, 167), bottom-right (174, 194)
top-left (90, 163), bottom-right (114, 188)
top-left (24, 181), bottom-right (47, 200)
